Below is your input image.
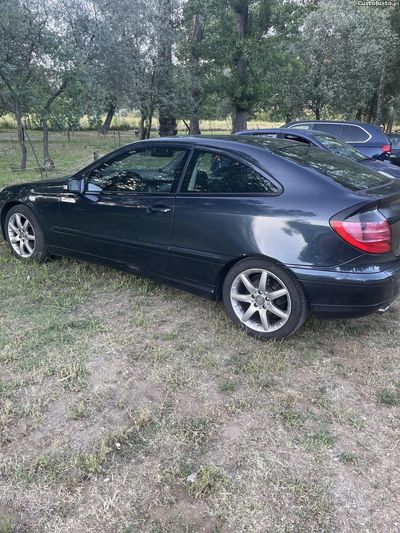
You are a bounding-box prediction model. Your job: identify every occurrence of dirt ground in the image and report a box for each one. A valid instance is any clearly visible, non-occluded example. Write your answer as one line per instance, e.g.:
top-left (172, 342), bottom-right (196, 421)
top-left (0, 246), bottom-right (399, 533)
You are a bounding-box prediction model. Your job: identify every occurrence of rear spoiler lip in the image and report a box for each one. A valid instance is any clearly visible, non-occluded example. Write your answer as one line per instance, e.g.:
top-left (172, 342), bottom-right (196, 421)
top-left (330, 193), bottom-right (400, 224)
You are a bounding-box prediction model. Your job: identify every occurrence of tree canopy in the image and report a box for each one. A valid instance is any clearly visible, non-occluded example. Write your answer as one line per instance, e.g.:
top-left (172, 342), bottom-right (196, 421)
top-left (1, 0), bottom-right (399, 167)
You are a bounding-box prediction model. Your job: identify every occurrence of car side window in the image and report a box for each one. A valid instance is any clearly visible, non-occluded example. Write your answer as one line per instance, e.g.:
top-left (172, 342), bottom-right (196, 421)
top-left (350, 126), bottom-right (369, 142)
top-left (87, 147), bottom-right (188, 193)
top-left (180, 150), bottom-right (279, 194)
top-left (315, 124), bottom-right (343, 137)
top-left (340, 125), bottom-right (353, 141)
top-left (290, 124), bottom-right (314, 130)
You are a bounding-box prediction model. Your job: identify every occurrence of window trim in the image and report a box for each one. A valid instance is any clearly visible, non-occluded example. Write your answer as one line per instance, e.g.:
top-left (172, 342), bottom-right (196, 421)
top-left (287, 122), bottom-right (372, 144)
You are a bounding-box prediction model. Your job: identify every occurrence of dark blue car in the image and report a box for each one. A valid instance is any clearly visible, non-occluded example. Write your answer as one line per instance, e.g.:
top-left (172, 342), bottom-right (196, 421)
top-left (2, 135), bottom-right (400, 340)
top-left (283, 120), bottom-right (392, 161)
top-left (236, 128), bottom-right (400, 179)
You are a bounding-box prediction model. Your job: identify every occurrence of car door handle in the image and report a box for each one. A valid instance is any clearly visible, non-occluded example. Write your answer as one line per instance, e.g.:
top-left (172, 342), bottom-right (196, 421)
top-left (147, 205), bottom-right (171, 214)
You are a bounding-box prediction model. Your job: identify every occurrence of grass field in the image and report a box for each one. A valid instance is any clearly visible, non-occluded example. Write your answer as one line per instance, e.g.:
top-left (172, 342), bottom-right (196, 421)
top-left (1, 128), bottom-right (400, 532)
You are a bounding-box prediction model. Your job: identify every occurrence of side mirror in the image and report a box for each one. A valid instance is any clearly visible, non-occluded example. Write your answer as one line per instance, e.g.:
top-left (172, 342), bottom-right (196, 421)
top-left (68, 179), bottom-right (82, 193)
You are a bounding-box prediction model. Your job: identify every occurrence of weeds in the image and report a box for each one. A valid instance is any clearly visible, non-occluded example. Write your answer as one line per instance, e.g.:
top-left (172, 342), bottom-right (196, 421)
top-left (338, 452), bottom-right (358, 465)
top-left (189, 464), bottom-right (222, 498)
top-left (379, 389), bottom-right (400, 406)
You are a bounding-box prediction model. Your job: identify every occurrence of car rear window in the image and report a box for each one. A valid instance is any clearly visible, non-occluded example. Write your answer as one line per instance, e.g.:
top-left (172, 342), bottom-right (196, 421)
top-left (273, 144), bottom-right (393, 191)
top-left (314, 134), bottom-right (365, 162)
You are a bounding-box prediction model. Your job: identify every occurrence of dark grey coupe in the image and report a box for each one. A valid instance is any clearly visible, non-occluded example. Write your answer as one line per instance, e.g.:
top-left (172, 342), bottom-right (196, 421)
top-left (2, 135), bottom-right (400, 340)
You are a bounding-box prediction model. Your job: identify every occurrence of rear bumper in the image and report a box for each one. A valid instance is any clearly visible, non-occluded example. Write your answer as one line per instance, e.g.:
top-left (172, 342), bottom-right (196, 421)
top-left (293, 263), bottom-right (400, 319)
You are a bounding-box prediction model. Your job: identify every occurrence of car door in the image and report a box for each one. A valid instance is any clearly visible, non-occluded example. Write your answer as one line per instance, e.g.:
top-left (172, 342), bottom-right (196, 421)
top-left (169, 148), bottom-right (281, 296)
top-left (59, 144), bottom-right (189, 274)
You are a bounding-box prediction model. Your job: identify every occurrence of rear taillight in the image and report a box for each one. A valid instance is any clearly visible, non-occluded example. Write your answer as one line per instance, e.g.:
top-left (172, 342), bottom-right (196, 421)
top-left (381, 144), bottom-right (391, 154)
top-left (330, 210), bottom-right (391, 254)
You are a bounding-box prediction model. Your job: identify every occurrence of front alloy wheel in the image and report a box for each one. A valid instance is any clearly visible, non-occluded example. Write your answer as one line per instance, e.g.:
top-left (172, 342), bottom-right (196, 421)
top-left (223, 258), bottom-right (308, 340)
top-left (7, 212), bottom-right (36, 258)
top-left (5, 205), bottom-right (49, 262)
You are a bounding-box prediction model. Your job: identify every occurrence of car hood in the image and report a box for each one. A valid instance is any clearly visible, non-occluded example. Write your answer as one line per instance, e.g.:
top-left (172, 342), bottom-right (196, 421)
top-left (0, 176), bottom-right (72, 199)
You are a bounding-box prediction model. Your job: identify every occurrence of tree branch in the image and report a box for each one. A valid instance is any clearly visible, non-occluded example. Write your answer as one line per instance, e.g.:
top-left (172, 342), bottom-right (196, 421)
top-left (44, 80), bottom-right (68, 113)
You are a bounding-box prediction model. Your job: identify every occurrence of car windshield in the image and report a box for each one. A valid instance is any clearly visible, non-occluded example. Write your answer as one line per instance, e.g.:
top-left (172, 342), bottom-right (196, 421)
top-left (314, 134), bottom-right (366, 162)
top-left (273, 144), bottom-right (392, 191)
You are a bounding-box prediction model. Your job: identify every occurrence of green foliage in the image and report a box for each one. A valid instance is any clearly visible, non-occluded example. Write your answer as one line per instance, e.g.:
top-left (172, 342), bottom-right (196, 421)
top-left (379, 389), bottom-right (400, 406)
top-left (0, 515), bottom-right (11, 533)
top-left (1, 0), bottom-right (400, 149)
top-left (338, 452), bottom-right (357, 465)
top-left (189, 464), bottom-right (222, 498)
top-left (292, 0), bottom-right (398, 120)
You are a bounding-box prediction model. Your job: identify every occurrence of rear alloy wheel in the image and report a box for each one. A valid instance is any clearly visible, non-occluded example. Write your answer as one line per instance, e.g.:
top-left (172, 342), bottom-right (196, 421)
top-left (223, 258), bottom-right (308, 340)
top-left (5, 205), bottom-right (49, 262)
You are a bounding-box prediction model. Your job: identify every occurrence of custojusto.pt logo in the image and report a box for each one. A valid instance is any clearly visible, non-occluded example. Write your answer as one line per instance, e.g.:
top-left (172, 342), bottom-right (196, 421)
top-left (357, 0), bottom-right (399, 5)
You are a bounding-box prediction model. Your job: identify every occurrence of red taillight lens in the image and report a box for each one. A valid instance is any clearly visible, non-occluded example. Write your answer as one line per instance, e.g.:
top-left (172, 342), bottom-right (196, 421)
top-left (381, 144), bottom-right (391, 154)
top-left (330, 210), bottom-right (391, 254)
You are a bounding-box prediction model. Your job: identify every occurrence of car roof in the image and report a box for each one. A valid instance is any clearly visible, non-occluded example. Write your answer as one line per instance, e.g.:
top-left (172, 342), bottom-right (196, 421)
top-left (236, 128), bottom-right (339, 139)
top-left (285, 119), bottom-right (368, 125)
top-left (284, 119), bottom-right (385, 131)
top-left (125, 134), bottom-right (302, 154)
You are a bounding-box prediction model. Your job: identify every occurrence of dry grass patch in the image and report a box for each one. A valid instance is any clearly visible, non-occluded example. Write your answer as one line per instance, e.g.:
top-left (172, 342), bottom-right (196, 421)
top-left (1, 231), bottom-right (400, 531)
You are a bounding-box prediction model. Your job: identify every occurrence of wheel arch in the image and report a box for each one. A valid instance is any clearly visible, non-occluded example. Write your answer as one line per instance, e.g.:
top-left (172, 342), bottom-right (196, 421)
top-left (214, 254), bottom-right (310, 309)
top-left (0, 201), bottom-right (28, 240)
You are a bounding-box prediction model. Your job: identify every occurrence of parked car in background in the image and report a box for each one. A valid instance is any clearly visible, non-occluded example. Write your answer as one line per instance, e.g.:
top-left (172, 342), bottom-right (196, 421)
top-left (236, 128), bottom-right (400, 179)
top-left (2, 135), bottom-right (400, 340)
top-left (283, 120), bottom-right (392, 161)
top-left (387, 133), bottom-right (400, 167)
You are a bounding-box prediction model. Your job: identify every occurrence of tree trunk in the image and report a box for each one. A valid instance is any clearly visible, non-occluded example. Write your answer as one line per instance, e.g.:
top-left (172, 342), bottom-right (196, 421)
top-left (42, 81), bottom-right (67, 167)
top-left (231, 0), bottom-right (249, 134)
top-left (189, 14), bottom-right (203, 135)
top-left (386, 118), bottom-right (393, 134)
top-left (42, 117), bottom-right (53, 168)
top-left (158, 0), bottom-right (177, 137)
top-left (159, 107), bottom-right (177, 136)
top-left (15, 106), bottom-right (27, 170)
top-left (375, 64), bottom-right (386, 127)
top-left (147, 110), bottom-right (154, 139)
top-left (139, 112), bottom-right (146, 140)
top-left (365, 91), bottom-right (377, 124)
top-left (315, 106), bottom-right (320, 120)
top-left (232, 110), bottom-right (247, 133)
top-left (99, 102), bottom-right (116, 134)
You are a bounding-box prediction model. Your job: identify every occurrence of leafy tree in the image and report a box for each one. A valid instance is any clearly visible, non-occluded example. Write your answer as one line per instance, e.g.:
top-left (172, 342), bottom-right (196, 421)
top-left (182, 0), bottom-right (307, 132)
top-left (154, 0), bottom-right (182, 136)
top-left (383, 7), bottom-right (400, 132)
top-left (60, 0), bottom-right (150, 134)
top-left (0, 0), bottom-right (55, 169)
top-left (295, 0), bottom-right (397, 121)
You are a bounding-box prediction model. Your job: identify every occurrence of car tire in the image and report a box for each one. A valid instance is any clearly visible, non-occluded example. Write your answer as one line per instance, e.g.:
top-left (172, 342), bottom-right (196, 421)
top-left (5, 205), bottom-right (49, 262)
top-left (223, 258), bottom-right (308, 340)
